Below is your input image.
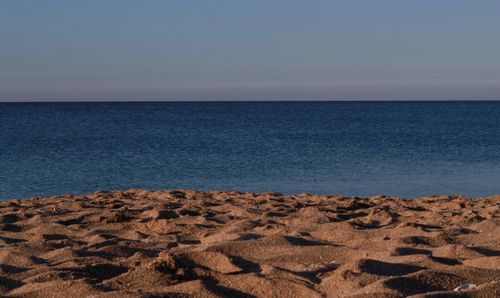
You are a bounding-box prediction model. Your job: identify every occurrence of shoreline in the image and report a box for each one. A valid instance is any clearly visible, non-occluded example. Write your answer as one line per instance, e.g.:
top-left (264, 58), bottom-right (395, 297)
top-left (1, 189), bottom-right (499, 297)
top-left (5, 189), bottom-right (500, 202)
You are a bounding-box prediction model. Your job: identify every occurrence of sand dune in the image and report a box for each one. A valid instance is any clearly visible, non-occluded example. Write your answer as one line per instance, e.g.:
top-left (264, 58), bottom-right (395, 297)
top-left (0, 190), bottom-right (499, 297)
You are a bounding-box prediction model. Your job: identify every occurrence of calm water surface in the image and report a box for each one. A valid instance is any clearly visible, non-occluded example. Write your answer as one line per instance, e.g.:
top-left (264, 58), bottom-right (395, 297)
top-left (1, 101), bottom-right (499, 200)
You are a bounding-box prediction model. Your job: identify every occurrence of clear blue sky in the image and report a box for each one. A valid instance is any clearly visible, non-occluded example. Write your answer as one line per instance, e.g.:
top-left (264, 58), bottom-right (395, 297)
top-left (1, 0), bottom-right (499, 101)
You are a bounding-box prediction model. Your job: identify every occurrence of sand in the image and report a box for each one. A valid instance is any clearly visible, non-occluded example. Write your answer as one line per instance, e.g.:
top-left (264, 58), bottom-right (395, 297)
top-left (0, 190), bottom-right (499, 297)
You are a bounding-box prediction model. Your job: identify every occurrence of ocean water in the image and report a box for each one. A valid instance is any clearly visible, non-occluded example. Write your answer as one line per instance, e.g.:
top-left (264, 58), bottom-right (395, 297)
top-left (1, 101), bottom-right (500, 200)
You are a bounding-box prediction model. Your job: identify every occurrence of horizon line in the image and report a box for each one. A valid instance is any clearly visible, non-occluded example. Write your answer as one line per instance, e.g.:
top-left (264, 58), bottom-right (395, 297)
top-left (1, 99), bottom-right (500, 103)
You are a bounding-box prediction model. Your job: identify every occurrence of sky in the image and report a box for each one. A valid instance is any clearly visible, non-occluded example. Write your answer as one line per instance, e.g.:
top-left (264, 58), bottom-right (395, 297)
top-left (1, 0), bottom-right (500, 101)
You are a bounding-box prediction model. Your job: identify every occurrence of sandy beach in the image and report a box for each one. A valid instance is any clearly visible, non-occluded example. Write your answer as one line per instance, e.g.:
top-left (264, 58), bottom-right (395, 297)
top-left (0, 190), bottom-right (499, 297)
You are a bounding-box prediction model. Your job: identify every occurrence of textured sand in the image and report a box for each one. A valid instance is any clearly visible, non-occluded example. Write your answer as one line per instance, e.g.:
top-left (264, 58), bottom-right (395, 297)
top-left (0, 190), bottom-right (499, 297)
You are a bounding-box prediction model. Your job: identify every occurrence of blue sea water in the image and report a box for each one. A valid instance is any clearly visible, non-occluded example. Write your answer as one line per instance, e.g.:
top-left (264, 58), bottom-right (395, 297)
top-left (1, 101), bottom-right (500, 200)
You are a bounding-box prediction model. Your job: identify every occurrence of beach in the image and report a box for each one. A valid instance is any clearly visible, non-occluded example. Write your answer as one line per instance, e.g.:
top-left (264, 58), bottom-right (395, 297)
top-left (0, 190), bottom-right (498, 297)
top-left (3, 0), bottom-right (500, 297)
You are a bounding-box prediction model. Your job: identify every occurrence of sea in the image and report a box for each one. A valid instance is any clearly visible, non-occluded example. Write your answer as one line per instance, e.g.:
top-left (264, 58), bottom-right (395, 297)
top-left (1, 101), bottom-right (500, 200)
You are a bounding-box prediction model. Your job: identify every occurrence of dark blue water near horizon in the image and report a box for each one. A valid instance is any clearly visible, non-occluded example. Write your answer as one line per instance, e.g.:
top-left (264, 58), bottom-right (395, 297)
top-left (1, 101), bottom-right (500, 200)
